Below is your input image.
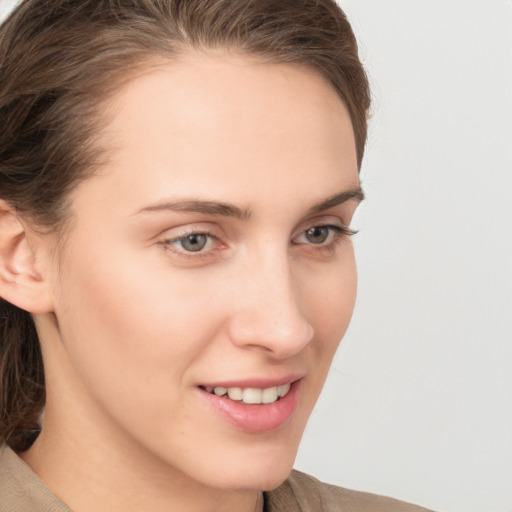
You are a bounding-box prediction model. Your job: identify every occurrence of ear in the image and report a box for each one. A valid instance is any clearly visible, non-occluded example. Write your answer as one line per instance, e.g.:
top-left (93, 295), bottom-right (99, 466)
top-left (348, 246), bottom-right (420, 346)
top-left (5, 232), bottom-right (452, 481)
top-left (0, 200), bottom-right (54, 314)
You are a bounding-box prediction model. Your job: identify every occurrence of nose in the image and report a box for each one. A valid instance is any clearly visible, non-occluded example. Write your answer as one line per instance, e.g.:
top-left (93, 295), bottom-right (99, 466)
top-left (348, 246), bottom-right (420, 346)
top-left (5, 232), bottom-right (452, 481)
top-left (226, 251), bottom-right (314, 359)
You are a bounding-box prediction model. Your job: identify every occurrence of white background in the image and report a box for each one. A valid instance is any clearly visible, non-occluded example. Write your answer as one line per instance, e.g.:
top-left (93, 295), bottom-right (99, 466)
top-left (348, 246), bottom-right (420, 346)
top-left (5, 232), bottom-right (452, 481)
top-left (1, 1), bottom-right (511, 511)
top-left (295, 2), bottom-right (512, 511)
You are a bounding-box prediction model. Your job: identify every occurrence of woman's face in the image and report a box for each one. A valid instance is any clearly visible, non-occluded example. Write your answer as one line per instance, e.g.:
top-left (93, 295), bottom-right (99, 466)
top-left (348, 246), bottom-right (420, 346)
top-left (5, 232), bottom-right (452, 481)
top-left (42, 54), bottom-right (361, 490)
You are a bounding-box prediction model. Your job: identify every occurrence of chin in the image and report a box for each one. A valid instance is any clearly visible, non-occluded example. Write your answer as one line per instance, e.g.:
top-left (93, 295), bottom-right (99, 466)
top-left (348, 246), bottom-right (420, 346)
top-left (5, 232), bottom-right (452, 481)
top-left (209, 460), bottom-right (295, 492)
top-left (199, 435), bottom-right (302, 492)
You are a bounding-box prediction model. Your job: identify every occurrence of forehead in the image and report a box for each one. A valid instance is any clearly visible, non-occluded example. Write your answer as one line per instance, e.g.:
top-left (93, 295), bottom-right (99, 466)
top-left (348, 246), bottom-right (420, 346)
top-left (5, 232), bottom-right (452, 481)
top-left (72, 53), bottom-right (358, 215)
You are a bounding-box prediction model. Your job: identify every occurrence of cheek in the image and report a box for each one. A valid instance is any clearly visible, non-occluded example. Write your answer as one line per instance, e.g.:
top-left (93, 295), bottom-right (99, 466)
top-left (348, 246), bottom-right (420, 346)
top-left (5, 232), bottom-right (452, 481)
top-left (53, 244), bottom-right (218, 416)
top-left (306, 251), bottom-right (357, 345)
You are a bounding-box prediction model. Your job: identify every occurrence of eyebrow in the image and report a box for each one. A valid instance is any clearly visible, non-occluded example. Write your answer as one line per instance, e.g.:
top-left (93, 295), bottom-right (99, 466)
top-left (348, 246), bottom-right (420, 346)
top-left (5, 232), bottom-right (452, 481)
top-left (305, 186), bottom-right (365, 216)
top-left (137, 186), bottom-right (364, 219)
top-left (138, 199), bottom-right (251, 220)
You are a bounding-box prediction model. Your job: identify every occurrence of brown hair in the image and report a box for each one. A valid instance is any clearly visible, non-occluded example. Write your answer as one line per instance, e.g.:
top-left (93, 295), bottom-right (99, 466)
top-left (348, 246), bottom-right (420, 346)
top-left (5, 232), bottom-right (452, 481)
top-left (0, 0), bottom-right (370, 451)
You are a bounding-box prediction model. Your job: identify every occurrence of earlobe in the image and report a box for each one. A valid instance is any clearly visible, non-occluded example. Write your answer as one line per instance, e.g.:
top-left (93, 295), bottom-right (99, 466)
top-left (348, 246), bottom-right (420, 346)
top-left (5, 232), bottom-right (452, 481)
top-left (0, 200), bottom-right (53, 314)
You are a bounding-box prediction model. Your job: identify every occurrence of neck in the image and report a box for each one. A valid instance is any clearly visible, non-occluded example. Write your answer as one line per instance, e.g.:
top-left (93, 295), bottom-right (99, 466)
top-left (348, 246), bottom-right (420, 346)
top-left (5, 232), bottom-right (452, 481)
top-left (20, 318), bottom-right (262, 512)
top-left (22, 420), bottom-right (262, 512)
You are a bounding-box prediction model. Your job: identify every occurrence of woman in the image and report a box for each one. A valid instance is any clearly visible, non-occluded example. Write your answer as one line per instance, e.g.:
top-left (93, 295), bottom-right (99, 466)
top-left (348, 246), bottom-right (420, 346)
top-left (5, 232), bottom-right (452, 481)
top-left (0, 1), bottom-right (431, 510)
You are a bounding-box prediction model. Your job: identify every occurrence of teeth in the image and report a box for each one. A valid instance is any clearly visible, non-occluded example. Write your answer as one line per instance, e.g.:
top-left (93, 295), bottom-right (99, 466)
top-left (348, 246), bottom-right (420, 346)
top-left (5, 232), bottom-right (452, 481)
top-left (262, 386), bottom-right (279, 404)
top-left (277, 383), bottom-right (291, 397)
top-left (210, 383), bottom-right (292, 405)
top-left (242, 388), bottom-right (262, 404)
top-left (227, 387), bottom-right (243, 401)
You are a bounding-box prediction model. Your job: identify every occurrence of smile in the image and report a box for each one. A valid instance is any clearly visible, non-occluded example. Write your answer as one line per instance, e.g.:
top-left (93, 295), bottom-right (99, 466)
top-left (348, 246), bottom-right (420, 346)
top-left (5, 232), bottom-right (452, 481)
top-left (201, 383), bottom-right (291, 405)
top-left (198, 379), bottom-right (301, 433)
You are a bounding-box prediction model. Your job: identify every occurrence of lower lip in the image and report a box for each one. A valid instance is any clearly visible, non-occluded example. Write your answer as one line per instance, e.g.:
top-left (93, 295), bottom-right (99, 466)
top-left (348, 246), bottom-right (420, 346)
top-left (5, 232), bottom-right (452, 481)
top-left (198, 381), bottom-right (301, 434)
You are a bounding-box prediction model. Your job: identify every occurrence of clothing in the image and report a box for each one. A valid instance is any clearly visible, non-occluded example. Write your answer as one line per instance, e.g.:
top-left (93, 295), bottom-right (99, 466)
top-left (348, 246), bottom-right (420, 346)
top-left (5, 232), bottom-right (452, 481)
top-left (0, 444), bottom-right (432, 511)
top-left (265, 471), bottom-right (433, 511)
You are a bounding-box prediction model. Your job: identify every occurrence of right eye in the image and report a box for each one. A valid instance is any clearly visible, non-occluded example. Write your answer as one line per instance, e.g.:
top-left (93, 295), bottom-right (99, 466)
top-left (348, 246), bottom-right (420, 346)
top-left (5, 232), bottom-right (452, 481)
top-left (163, 231), bottom-right (217, 254)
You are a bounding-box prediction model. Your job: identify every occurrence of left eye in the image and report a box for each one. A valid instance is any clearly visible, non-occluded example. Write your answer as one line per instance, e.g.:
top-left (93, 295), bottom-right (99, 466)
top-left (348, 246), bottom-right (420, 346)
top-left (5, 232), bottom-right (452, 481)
top-left (169, 233), bottom-right (213, 252)
top-left (303, 226), bottom-right (332, 244)
top-left (294, 225), bottom-right (350, 245)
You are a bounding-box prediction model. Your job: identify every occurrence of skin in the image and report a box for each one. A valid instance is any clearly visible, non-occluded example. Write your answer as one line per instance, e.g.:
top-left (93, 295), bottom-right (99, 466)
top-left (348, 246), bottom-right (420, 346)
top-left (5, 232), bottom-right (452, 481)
top-left (11, 53), bottom-right (361, 512)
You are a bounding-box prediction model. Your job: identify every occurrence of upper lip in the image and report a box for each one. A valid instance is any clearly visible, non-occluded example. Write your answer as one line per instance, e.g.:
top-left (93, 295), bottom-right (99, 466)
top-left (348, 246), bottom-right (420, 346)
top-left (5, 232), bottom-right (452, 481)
top-left (198, 374), bottom-right (305, 389)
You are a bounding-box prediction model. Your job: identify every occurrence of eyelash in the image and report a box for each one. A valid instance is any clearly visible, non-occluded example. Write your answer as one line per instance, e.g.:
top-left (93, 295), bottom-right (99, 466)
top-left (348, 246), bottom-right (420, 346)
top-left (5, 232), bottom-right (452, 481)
top-left (293, 224), bottom-right (356, 247)
top-left (160, 224), bottom-right (356, 259)
top-left (160, 230), bottom-right (219, 259)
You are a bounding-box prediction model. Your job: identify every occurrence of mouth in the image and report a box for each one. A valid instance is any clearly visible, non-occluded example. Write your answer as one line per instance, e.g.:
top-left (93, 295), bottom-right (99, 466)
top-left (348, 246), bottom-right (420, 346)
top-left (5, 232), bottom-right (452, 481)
top-left (199, 383), bottom-right (291, 405)
top-left (197, 378), bottom-right (302, 433)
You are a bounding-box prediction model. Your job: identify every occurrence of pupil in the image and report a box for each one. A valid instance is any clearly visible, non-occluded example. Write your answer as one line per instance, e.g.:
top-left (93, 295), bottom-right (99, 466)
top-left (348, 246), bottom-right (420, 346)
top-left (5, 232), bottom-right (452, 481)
top-left (182, 234), bottom-right (207, 252)
top-left (306, 227), bottom-right (329, 244)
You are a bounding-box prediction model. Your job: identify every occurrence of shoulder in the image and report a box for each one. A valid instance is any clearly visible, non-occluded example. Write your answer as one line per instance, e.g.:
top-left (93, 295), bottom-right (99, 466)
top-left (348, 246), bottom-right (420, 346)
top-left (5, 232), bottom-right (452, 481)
top-left (265, 469), bottom-right (433, 512)
top-left (0, 443), bottom-right (71, 512)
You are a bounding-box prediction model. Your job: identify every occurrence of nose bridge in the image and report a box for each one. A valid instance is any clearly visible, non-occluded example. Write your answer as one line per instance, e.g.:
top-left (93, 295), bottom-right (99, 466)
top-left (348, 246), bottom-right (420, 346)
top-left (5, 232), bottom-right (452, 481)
top-left (227, 242), bottom-right (314, 357)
